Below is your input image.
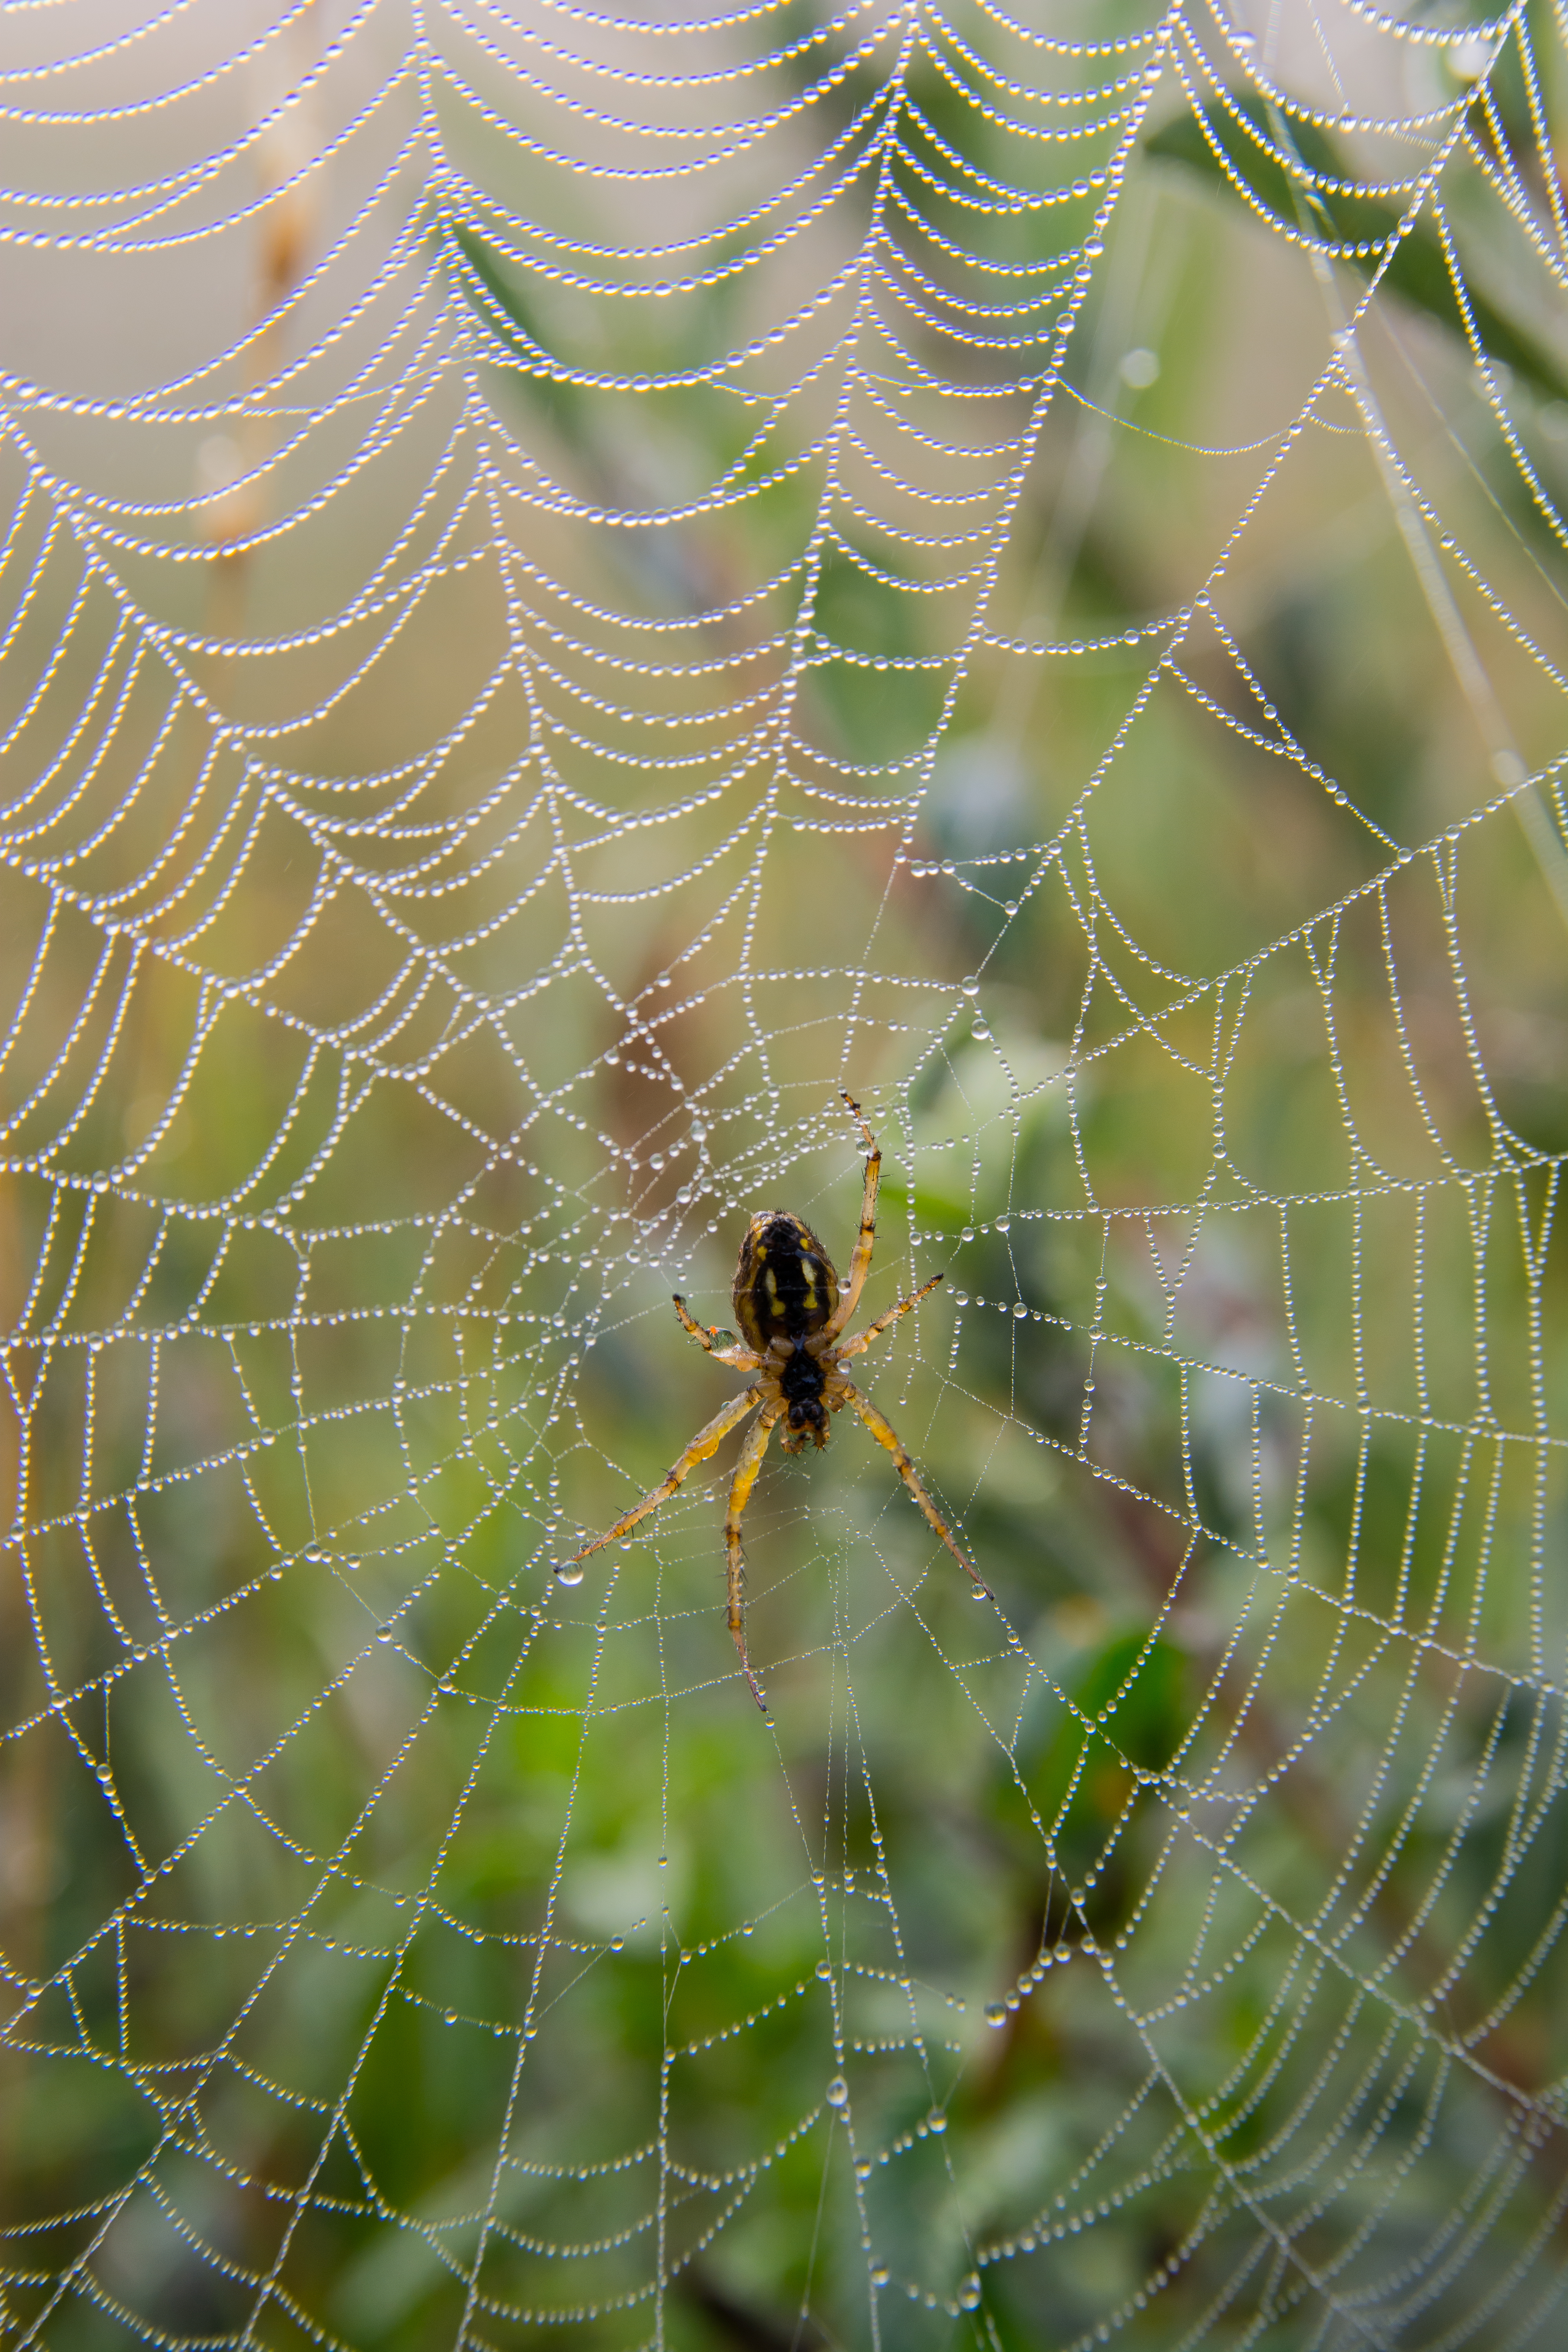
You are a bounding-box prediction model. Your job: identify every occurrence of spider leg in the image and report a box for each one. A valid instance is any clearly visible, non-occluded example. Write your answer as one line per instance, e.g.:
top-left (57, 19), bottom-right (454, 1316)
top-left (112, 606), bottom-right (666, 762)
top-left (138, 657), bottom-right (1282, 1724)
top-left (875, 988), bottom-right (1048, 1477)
top-left (724, 1401), bottom-right (785, 1711)
top-left (822, 1091), bottom-right (880, 1341)
top-left (672, 1294), bottom-right (761, 1370)
top-left (568, 1385), bottom-right (762, 1568)
top-left (835, 1272), bottom-right (943, 1361)
top-left (840, 1380), bottom-right (990, 1597)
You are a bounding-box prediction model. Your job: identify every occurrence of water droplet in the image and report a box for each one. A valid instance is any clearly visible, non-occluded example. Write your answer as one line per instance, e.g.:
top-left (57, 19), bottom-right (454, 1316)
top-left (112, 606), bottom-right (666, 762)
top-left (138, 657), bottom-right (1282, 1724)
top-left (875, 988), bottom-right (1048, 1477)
top-left (611, 1936), bottom-right (625, 1952)
top-left (1013, 1302), bottom-right (1028, 1319)
top-left (871, 2266), bottom-right (889, 2288)
top-left (953, 1292), bottom-right (969, 1307)
top-left (555, 1562), bottom-right (586, 1587)
top-left (1004, 902), bottom-right (1018, 918)
top-left (826, 2076), bottom-right (849, 2108)
top-left (815, 1958), bottom-right (833, 1981)
top-left (972, 1022), bottom-right (990, 1041)
top-left (995, 1216), bottom-right (1010, 1232)
top-left (374, 1626), bottom-right (393, 1642)
top-left (927, 2110), bottom-right (947, 2134)
top-left (958, 2276), bottom-right (982, 2310)
top-left (983, 2002), bottom-right (1007, 2028)
top-left (960, 1227), bottom-right (974, 1243)
top-left (969, 1583), bottom-right (989, 1601)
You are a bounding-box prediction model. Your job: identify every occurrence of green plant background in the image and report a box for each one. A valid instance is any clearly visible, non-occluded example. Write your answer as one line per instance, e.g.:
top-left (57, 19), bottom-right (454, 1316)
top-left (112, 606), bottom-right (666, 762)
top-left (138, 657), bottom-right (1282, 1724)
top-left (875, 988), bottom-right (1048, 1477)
top-left (4, 6), bottom-right (1568, 2350)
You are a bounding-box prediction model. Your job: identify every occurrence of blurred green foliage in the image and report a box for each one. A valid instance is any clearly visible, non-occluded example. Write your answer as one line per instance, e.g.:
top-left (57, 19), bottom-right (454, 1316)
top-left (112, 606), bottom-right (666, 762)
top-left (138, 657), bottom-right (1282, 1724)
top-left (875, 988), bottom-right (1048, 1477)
top-left (1146, 92), bottom-right (1568, 403)
top-left (5, 12), bottom-right (1568, 2352)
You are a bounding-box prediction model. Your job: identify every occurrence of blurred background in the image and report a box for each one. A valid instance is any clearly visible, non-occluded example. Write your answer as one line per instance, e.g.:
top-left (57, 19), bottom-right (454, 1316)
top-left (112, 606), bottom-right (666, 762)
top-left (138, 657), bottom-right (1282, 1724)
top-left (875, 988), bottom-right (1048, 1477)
top-left (4, 1), bottom-right (1568, 2346)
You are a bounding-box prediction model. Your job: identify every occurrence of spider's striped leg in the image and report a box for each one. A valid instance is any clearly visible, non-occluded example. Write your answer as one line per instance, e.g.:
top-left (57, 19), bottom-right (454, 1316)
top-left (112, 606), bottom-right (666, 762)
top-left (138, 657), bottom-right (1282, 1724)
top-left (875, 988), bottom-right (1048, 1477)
top-left (834, 1273), bottom-right (943, 1361)
top-left (724, 1401), bottom-right (785, 1711)
top-left (839, 1381), bottom-right (990, 1597)
top-left (672, 1294), bottom-right (760, 1370)
top-left (568, 1385), bottom-right (762, 1568)
top-left (822, 1092), bottom-right (880, 1340)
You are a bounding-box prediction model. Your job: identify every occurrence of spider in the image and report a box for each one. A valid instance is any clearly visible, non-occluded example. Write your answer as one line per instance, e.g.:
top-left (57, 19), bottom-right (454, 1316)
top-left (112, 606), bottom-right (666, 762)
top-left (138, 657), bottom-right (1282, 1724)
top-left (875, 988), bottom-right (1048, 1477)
top-left (566, 1093), bottom-right (988, 1709)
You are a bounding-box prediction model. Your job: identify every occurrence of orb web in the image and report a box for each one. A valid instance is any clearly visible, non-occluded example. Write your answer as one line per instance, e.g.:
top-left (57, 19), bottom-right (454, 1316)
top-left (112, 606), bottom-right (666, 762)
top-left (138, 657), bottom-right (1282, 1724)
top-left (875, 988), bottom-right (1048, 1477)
top-left (3, 2), bottom-right (1568, 2348)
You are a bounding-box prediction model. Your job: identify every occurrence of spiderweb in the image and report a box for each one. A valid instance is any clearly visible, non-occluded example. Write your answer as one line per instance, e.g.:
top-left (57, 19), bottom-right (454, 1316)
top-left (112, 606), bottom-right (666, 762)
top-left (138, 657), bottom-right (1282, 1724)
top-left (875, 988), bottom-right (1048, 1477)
top-left (4, 0), bottom-right (1568, 2344)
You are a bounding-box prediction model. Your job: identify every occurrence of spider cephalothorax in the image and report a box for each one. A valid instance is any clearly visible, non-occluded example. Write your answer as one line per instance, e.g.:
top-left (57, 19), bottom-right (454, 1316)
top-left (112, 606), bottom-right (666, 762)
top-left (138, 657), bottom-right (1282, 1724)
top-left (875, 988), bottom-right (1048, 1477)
top-left (567, 1094), bottom-right (987, 1709)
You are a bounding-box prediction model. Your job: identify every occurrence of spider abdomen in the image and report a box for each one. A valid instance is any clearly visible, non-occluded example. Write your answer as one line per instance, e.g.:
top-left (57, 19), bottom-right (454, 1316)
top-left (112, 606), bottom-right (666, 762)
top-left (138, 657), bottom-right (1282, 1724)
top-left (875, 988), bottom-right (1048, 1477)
top-left (733, 1212), bottom-right (839, 1353)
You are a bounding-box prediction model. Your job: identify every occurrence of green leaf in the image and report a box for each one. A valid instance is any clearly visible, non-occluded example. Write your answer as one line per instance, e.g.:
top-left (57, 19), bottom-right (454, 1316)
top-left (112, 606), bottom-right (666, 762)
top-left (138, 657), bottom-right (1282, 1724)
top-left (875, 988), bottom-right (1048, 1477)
top-left (447, 219), bottom-right (588, 443)
top-left (1147, 93), bottom-right (1568, 403)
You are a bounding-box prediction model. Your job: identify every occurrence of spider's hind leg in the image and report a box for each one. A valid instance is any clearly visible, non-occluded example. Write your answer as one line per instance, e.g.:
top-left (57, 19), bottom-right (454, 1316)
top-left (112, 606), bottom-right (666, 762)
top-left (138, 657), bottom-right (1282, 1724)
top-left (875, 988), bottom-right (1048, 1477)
top-left (822, 1093), bottom-right (881, 1341)
top-left (836, 1272), bottom-right (944, 1361)
top-left (673, 1295), bottom-right (760, 1370)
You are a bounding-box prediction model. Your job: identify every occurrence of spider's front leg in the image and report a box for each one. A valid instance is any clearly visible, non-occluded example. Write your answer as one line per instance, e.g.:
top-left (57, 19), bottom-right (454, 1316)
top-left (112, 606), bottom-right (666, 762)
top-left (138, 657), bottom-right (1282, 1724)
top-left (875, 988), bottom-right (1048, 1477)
top-left (840, 1379), bottom-right (990, 1599)
top-left (567, 1384), bottom-right (762, 1569)
top-left (724, 1400), bottom-right (784, 1711)
top-left (822, 1091), bottom-right (880, 1341)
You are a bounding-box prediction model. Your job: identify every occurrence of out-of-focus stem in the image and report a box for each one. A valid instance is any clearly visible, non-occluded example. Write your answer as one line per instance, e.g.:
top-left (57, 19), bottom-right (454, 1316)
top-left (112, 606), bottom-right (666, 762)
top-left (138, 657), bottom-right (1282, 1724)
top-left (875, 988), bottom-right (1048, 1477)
top-left (200, 5), bottom-right (324, 642)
